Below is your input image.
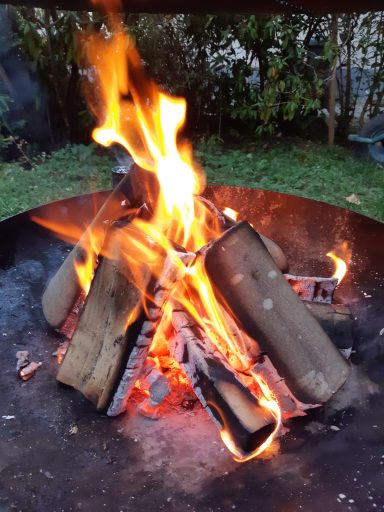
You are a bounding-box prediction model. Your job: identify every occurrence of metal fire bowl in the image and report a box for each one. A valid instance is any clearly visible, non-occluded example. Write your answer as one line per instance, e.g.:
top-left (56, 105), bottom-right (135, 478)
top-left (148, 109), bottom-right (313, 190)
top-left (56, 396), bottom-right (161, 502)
top-left (1, 186), bottom-right (383, 511)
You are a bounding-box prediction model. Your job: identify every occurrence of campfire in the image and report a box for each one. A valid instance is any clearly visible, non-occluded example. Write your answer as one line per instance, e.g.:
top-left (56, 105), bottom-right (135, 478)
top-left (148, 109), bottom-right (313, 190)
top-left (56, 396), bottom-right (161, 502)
top-left (32, 26), bottom-right (352, 462)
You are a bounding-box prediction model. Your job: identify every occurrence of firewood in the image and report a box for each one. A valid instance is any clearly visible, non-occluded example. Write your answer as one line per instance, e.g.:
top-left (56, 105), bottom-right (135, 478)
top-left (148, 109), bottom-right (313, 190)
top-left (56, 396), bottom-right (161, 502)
top-left (198, 196), bottom-right (289, 272)
top-left (170, 307), bottom-right (277, 459)
top-left (258, 234), bottom-right (289, 273)
top-left (59, 290), bottom-right (87, 339)
top-left (42, 164), bottom-right (157, 329)
top-left (107, 250), bottom-right (195, 416)
top-left (304, 302), bottom-right (354, 352)
top-left (57, 224), bottom-right (151, 412)
top-left (284, 274), bottom-right (338, 304)
top-left (208, 306), bottom-right (320, 417)
top-left (204, 221), bottom-right (351, 404)
top-left (218, 306), bottom-right (350, 417)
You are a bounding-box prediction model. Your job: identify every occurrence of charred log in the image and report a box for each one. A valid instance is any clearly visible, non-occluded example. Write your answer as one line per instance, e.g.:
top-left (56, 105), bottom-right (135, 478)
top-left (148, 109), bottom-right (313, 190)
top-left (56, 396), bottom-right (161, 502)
top-left (251, 355), bottom-right (319, 418)
top-left (284, 274), bottom-right (338, 304)
top-left (170, 308), bottom-right (277, 459)
top-left (107, 251), bottom-right (195, 416)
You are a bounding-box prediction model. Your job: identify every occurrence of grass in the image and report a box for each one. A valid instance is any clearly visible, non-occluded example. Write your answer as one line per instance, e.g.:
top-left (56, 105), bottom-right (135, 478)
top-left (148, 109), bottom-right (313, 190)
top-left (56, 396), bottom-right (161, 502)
top-left (0, 139), bottom-right (383, 222)
top-left (197, 138), bottom-right (384, 222)
top-left (0, 144), bottom-right (112, 220)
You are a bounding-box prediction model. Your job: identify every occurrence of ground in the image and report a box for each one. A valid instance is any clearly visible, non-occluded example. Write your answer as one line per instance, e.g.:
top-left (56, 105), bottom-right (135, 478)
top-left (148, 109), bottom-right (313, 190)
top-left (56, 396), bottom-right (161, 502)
top-left (0, 138), bottom-right (383, 222)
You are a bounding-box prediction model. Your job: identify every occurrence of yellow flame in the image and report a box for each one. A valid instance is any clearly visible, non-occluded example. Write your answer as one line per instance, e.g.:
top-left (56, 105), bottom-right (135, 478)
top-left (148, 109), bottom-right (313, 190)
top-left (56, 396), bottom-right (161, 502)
top-left (36, 25), bottom-right (282, 461)
top-left (223, 207), bottom-right (239, 221)
top-left (327, 242), bottom-right (350, 284)
top-left (87, 30), bottom-right (281, 460)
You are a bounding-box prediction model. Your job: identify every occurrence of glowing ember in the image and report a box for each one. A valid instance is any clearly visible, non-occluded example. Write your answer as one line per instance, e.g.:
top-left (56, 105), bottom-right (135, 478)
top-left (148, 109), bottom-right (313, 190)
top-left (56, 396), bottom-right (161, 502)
top-left (327, 242), bottom-right (351, 284)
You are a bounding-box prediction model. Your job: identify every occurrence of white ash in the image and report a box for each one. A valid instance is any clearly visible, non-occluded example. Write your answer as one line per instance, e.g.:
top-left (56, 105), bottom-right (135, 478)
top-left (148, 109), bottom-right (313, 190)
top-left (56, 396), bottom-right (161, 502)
top-left (16, 350), bottom-right (29, 371)
top-left (147, 369), bottom-right (170, 405)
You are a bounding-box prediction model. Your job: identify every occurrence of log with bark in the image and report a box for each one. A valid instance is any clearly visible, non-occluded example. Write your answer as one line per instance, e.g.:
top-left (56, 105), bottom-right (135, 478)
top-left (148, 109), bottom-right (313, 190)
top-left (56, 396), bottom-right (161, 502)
top-left (203, 221), bottom-right (351, 404)
top-left (57, 223), bottom-right (151, 412)
top-left (170, 307), bottom-right (277, 458)
top-left (42, 164), bottom-right (158, 329)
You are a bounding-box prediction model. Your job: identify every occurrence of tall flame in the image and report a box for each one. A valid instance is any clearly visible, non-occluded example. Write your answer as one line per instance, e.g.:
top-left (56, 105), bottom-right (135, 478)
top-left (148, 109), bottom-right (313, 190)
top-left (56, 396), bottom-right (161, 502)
top-left (39, 25), bottom-right (281, 461)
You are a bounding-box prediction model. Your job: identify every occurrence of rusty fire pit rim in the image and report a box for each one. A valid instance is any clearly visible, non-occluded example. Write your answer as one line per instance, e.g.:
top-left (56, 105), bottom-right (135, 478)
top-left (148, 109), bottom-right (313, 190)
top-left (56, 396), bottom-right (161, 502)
top-left (1, 186), bottom-right (383, 228)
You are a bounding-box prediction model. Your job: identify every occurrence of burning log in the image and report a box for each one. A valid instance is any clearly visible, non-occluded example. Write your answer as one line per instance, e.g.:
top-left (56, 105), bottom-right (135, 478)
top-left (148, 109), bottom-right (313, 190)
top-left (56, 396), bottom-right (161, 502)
top-left (284, 274), bottom-right (338, 304)
top-left (170, 307), bottom-right (277, 459)
top-left (199, 196), bottom-right (289, 272)
top-left (107, 250), bottom-right (195, 416)
top-left (42, 164), bottom-right (157, 329)
top-left (204, 221), bottom-right (351, 404)
top-left (214, 304), bottom-right (351, 417)
top-left (251, 355), bottom-right (319, 418)
top-left (57, 224), bottom-right (151, 411)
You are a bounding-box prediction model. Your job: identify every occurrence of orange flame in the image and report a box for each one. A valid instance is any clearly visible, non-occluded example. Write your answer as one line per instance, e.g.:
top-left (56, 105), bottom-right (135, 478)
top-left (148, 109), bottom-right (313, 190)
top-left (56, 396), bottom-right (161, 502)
top-left (37, 24), bottom-right (281, 461)
top-left (220, 373), bottom-right (281, 462)
top-left (327, 242), bottom-right (351, 284)
top-left (31, 200), bottom-right (137, 295)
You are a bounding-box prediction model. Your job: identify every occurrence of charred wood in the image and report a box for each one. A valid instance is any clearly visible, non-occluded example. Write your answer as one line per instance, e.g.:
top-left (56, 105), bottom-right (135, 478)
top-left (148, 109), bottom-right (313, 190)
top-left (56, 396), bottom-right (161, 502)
top-left (170, 308), bottom-right (276, 459)
top-left (284, 274), bottom-right (338, 304)
top-left (107, 250), bottom-right (195, 416)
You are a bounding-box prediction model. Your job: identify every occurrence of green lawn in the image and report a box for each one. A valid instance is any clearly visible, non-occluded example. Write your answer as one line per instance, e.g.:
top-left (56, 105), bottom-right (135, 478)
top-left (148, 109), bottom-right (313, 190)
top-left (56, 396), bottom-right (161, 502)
top-left (1, 139), bottom-right (383, 222)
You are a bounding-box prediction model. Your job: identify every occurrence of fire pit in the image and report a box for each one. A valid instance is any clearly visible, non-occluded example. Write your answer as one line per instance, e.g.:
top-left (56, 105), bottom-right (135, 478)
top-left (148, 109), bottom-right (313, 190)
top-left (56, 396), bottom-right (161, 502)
top-left (1, 186), bottom-right (383, 510)
top-left (1, 3), bottom-right (384, 506)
